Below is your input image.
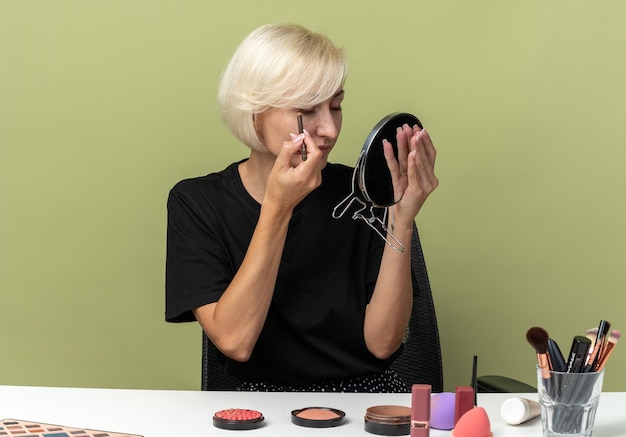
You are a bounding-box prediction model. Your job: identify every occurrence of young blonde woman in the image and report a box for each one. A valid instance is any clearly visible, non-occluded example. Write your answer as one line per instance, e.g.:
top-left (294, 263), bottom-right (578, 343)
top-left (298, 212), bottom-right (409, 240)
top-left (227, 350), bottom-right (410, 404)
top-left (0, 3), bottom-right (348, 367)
top-left (166, 23), bottom-right (438, 392)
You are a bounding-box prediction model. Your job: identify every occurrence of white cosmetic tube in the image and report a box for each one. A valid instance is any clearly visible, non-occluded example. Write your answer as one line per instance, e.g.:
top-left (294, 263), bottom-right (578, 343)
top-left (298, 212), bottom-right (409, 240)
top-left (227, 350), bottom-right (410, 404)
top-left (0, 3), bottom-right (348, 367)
top-left (500, 397), bottom-right (541, 425)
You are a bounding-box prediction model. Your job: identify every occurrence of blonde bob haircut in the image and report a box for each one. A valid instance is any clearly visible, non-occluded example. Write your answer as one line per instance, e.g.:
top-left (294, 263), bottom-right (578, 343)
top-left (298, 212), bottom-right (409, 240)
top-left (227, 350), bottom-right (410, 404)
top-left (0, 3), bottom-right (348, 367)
top-left (217, 23), bottom-right (348, 151)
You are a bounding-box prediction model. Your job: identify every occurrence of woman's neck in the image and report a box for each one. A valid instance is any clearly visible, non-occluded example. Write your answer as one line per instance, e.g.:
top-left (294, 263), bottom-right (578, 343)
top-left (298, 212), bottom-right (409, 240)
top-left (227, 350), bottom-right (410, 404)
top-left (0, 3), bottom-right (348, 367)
top-left (238, 151), bottom-right (274, 204)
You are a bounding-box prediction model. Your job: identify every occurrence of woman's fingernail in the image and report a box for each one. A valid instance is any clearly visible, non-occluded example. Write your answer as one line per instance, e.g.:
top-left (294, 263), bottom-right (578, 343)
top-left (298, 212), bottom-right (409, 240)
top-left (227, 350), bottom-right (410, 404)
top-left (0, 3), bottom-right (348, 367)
top-left (290, 133), bottom-right (305, 142)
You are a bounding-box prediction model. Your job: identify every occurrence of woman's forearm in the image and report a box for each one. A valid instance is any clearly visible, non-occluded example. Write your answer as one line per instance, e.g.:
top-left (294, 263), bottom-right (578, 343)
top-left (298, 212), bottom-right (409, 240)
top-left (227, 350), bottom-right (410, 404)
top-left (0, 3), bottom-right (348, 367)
top-left (363, 224), bottom-right (414, 360)
top-left (193, 202), bottom-right (291, 362)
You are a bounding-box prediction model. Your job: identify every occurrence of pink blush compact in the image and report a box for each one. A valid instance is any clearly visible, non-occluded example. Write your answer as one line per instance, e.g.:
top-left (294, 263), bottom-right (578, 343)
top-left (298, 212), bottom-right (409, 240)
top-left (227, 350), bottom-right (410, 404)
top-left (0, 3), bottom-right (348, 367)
top-left (291, 407), bottom-right (346, 428)
top-left (213, 408), bottom-right (265, 430)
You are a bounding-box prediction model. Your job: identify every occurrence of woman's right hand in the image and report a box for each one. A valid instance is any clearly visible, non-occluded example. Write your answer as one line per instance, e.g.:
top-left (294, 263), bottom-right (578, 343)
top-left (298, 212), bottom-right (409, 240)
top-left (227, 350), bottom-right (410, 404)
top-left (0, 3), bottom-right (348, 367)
top-left (263, 131), bottom-right (323, 212)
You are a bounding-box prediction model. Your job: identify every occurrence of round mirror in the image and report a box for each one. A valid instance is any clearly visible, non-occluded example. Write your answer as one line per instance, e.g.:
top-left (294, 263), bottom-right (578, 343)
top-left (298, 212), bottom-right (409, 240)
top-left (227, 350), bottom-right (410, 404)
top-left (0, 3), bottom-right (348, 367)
top-left (358, 112), bottom-right (423, 207)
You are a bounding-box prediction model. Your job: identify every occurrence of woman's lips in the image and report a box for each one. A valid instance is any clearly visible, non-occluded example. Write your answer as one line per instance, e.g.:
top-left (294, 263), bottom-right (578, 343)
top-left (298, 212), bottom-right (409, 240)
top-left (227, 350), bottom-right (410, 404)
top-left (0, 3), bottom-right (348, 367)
top-left (318, 145), bottom-right (332, 156)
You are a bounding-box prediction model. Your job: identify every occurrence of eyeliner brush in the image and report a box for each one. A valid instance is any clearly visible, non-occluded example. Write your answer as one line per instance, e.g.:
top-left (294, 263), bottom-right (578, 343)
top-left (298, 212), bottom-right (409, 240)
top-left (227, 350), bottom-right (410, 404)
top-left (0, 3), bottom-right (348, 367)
top-left (297, 112), bottom-right (306, 161)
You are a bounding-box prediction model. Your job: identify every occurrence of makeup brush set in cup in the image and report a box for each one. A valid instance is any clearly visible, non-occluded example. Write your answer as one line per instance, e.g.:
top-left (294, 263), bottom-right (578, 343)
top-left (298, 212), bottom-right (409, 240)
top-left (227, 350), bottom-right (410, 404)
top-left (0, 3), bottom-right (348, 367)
top-left (526, 320), bottom-right (620, 436)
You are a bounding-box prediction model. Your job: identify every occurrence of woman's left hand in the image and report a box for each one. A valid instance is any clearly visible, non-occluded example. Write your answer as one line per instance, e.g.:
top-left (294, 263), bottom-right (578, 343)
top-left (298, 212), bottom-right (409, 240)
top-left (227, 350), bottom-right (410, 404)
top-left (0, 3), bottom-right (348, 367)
top-left (382, 124), bottom-right (438, 228)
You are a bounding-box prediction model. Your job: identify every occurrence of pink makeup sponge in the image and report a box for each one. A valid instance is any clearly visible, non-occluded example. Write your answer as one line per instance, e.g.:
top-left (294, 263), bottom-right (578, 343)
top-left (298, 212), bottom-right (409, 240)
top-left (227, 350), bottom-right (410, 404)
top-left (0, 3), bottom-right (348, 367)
top-left (450, 407), bottom-right (493, 437)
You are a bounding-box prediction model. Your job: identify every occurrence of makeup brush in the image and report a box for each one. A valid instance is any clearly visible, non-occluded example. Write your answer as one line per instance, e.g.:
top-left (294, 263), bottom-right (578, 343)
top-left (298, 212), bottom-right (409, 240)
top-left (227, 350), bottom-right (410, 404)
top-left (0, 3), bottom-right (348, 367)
top-left (584, 320), bottom-right (610, 372)
top-left (584, 327), bottom-right (598, 364)
top-left (594, 329), bottom-right (621, 371)
top-left (526, 327), bottom-right (550, 377)
top-left (547, 338), bottom-right (567, 372)
top-left (585, 327), bottom-right (598, 346)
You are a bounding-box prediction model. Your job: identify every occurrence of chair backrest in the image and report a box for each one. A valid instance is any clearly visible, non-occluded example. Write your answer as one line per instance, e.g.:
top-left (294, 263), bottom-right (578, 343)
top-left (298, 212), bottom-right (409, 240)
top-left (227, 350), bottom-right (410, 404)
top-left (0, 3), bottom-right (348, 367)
top-left (201, 224), bottom-right (443, 392)
top-left (202, 332), bottom-right (239, 391)
top-left (391, 224), bottom-right (444, 392)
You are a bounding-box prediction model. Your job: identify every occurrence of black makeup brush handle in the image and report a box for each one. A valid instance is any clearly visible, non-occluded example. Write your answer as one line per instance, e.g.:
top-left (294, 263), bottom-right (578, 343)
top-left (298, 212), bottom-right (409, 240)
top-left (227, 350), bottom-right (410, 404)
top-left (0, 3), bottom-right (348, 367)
top-left (547, 338), bottom-right (567, 372)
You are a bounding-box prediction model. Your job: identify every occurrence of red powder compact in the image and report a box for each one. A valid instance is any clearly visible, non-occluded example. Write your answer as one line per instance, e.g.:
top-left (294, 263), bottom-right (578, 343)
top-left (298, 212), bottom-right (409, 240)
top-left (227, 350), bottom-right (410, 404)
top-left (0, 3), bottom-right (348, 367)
top-left (291, 406), bottom-right (346, 428)
top-left (213, 408), bottom-right (265, 430)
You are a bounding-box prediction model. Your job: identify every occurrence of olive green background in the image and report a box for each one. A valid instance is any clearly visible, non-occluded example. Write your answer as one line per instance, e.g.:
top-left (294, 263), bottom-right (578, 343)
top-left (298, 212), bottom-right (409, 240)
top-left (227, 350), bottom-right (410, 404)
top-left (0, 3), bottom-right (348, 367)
top-left (2, 1), bottom-right (625, 392)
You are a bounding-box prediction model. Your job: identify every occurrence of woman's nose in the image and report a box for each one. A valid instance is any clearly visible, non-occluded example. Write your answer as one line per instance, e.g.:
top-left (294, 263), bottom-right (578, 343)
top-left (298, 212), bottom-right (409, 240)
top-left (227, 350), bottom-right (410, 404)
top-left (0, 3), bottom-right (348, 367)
top-left (314, 109), bottom-right (340, 139)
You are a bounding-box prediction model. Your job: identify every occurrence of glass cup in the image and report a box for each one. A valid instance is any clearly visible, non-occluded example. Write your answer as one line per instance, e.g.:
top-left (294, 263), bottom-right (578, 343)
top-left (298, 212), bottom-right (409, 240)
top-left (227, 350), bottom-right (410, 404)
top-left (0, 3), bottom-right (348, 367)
top-left (536, 366), bottom-right (604, 437)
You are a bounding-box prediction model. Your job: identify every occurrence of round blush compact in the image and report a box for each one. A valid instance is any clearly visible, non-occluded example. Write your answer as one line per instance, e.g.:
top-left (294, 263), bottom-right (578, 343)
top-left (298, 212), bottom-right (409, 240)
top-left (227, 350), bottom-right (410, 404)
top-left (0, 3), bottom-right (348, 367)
top-left (291, 406), bottom-right (346, 428)
top-left (213, 408), bottom-right (265, 430)
top-left (364, 405), bottom-right (411, 435)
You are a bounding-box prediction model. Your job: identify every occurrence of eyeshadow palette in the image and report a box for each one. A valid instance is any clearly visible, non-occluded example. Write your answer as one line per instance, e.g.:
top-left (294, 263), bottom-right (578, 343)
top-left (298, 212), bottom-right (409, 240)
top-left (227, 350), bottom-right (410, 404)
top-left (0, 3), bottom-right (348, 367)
top-left (0, 419), bottom-right (142, 437)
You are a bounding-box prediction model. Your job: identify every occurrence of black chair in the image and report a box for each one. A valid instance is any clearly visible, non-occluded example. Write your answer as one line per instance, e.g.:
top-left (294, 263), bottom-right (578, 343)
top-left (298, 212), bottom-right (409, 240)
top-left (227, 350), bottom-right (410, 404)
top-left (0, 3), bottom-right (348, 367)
top-left (202, 332), bottom-right (240, 391)
top-left (202, 224), bottom-right (444, 392)
top-left (477, 375), bottom-right (536, 393)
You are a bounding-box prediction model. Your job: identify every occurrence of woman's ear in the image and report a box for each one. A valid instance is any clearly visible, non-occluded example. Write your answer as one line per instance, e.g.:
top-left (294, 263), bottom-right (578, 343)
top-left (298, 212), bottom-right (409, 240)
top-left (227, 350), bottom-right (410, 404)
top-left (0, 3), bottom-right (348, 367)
top-left (252, 112), bottom-right (265, 145)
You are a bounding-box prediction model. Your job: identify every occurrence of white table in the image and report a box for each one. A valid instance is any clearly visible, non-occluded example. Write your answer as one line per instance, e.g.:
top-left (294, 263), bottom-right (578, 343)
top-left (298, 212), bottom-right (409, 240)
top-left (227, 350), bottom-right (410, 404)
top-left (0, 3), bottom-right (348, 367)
top-left (0, 386), bottom-right (624, 436)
